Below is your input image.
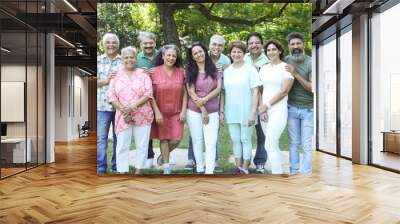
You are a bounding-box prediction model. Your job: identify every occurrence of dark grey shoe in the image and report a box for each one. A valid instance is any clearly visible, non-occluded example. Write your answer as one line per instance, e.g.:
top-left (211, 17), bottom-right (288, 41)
top-left (214, 166), bottom-right (223, 173)
top-left (184, 160), bottom-right (195, 171)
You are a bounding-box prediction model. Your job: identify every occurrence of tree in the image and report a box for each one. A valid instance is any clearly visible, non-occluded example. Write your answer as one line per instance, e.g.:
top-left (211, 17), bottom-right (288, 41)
top-left (97, 3), bottom-right (312, 55)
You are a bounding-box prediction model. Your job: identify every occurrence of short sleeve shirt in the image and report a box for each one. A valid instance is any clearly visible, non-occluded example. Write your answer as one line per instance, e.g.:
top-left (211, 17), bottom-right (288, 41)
top-left (136, 50), bottom-right (157, 69)
top-left (244, 52), bottom-right (269, 68)
top-left (108, 67), bottom-right (154, 134)
top-left (97, 54), bottom-right (121, 111)
top-left (223, 62), bottom-right (261, 125)
top-left (187, 72), bottom-right (222, 113)
top-left (209, 52), bottom-right (231, 71)
top-left (259, 62), bottom-right (294, 112)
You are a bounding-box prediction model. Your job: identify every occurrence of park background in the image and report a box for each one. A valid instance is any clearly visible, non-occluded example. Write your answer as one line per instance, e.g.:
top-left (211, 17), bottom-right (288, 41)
top-left (97, 2), bottom-right (312, 174)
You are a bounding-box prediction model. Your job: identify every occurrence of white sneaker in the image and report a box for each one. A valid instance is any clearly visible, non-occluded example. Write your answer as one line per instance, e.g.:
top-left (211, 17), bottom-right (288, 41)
top-left (169, 155), bottom-right (176, 165)
top-left (145, 158), bottom-right (154, 169)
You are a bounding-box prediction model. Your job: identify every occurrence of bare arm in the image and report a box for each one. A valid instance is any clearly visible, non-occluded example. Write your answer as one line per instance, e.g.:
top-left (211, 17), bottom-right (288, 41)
top-left (97, 72), bottom-right (116, 88)
top-left (202, 79), bottom-right (222, 102)
top-left (179, 86), bottom-right (188, 123)
top-left (248, 87), bottom-right (259, 126)
top-left (261, 79), bottom-right (294, 112)
top-left (285, 64), bottom-right (312, 92)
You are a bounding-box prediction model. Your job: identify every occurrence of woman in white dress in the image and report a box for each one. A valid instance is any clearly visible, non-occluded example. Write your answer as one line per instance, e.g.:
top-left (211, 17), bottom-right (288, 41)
top-left (258, 40), bottom-right (294, 174)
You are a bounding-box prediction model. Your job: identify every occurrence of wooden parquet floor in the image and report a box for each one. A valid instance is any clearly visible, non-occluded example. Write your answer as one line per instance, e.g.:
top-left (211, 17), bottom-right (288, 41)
top-left (1, 135), bottom-right (400, 224)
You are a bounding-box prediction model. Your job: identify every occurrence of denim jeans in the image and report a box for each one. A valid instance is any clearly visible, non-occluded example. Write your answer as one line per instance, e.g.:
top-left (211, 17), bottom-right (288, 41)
top-left (97, 111), bottom-right (117, 173)
top-left (287, 105), bottom-right (314, 174)
top-left (253, 117), bottom-right (267, 166)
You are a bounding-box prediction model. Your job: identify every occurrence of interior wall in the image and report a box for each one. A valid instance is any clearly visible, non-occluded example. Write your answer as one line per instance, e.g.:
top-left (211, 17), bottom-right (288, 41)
top-left (54, 66), bottom-right (89, 141)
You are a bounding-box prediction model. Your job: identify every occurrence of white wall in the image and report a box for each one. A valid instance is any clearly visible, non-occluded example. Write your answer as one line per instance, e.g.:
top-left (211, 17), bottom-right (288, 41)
top-left (54, 66), bottom-right (89, 141)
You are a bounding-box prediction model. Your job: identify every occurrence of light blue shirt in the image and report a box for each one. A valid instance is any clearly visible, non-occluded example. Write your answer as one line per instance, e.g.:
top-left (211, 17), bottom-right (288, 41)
top-left (97, 54), bottom-right (121, 111)
top-left (223, 62), bottom-right (261, 125)
top-left (209, 51), bottom-right (231, 69)
top-left (244, 52), bottom-right (269, 68)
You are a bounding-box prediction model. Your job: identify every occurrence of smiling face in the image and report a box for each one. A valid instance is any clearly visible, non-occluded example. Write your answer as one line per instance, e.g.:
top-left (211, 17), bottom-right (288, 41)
top-left (140, 36), bottom-right (156, 56)
top-left (247, 36), bottom-right (262, 56)
top-left (122, 50), bottom-right (137, 70)
top-left (209, 40), bottom-right (224, 58)
top-left (191, 45), bottom-right (206, 63)
top-left (230, 47), bottom-right (245, 63)
top-left (162, 48), bottom-right (177, 67)
top-left (104, 37), bottom-right (119, 56)
top-left (266, 43), bottom-right (282, 62)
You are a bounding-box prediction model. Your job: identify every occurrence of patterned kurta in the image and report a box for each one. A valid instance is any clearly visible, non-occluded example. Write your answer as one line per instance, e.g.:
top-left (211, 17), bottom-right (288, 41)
top-left (108, 67), bottom-right (154, 135)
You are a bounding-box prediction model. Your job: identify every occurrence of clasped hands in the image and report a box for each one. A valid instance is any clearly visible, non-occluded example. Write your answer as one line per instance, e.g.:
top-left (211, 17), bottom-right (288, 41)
top-left (119, 103), bottom-right (138, 124)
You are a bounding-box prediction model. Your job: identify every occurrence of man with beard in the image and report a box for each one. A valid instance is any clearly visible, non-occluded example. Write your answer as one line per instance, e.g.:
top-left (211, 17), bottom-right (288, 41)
top-left (244, 32), bottom-right (269, 174)
top-left (136, 31), bottom-right (158, 168)
top-left (284, 32), bottom-right (314, 175)
top-left (97, 33), bottom-right (121, 174)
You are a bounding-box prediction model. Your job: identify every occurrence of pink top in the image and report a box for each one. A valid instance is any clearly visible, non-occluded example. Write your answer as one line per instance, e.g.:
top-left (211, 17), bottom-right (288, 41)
top-left (187, 72), bottom-right (222, 113)
top-left (108, 67), bottom-right (154, 134)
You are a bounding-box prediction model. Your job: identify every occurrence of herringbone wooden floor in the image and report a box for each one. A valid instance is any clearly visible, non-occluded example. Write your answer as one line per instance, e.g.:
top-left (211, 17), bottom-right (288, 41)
top-left (1, 135), bottom-right (400, 224)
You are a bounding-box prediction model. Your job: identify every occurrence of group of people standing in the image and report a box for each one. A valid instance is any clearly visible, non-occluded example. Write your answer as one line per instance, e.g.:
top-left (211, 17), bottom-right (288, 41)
top-left (97, 31), bottom-right (313, 176)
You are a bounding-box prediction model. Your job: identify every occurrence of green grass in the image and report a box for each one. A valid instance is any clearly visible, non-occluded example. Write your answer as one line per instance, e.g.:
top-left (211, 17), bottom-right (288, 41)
top-left (106, 124), bottom-right (290, 174)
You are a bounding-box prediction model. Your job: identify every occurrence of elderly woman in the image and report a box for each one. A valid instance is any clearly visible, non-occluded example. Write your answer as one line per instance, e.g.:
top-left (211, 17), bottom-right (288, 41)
top-left (186, 42), bottom-right (222, 174)
top-left (220, 41), bottom-right (260, 175)
top-left (108, 46), bottom-right (154, 174)
top-left (258, 40), bottom-right (294, 174)
top-left (150, 44), bottom-right (187, 175)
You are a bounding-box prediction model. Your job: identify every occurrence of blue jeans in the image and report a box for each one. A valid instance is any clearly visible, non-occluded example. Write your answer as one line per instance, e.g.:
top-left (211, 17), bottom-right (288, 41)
top-left (188, 136), bottom-right (219, 162)
top-left (253, 117), bottom-right (267, 166)
top-left (97, 111), bottom-right (117, 173)
top-left (287, 105), bottom-right (314, 174)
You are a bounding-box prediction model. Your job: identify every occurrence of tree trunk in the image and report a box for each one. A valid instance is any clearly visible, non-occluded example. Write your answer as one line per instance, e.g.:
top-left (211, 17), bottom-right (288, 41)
top-left (156, 4), bottom-right (181, 49)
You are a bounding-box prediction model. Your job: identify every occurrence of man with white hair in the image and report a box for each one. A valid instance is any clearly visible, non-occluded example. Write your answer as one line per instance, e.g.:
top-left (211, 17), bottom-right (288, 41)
top-left (185, 34), bottom-right (231, 173)
top-left (97, 33), bottom-right (121, 174)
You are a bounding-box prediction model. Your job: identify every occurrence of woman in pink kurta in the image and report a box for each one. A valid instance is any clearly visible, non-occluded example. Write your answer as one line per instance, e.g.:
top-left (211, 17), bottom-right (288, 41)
top-left (108, 46), bottom-right (153, 174)
top-left (150, 44), bottom-right (187, 175)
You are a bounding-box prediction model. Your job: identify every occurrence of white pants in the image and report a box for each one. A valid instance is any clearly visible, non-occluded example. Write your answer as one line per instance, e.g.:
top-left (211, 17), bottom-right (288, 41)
top-left (186, 110), bottom-right (219, 174)
top-left (261, 107), bottom-right (287, 174)
top-left (116, 125), bottom-right (151, 172)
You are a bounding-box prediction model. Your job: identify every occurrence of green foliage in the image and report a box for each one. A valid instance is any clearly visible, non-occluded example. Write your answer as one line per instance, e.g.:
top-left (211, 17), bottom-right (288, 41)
top-left (97, 3), bottom-right (312, 56)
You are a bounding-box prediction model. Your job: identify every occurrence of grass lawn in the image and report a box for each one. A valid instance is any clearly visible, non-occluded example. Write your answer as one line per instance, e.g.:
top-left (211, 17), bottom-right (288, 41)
top-left (106, 124), bottom-right (290, 174)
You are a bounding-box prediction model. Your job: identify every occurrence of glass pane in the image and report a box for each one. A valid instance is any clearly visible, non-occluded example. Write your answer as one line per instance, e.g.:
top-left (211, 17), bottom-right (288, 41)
top-left (339, 28), bottom-right (352, 158)
top-left (38, 32), bottom-right (45, 165)
top-left (27, 31), bottom-right (38, 169)
top-left (1, 30), bottom-right (27, 177)
top-left (371, 4), bottom-right (400, 171)
top-left (317, 36), bottom-right (337, 154)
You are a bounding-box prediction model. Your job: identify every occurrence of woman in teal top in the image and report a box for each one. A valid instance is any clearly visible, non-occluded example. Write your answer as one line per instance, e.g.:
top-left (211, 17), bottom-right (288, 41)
top-left (220, 41), bottom-right (260, 175)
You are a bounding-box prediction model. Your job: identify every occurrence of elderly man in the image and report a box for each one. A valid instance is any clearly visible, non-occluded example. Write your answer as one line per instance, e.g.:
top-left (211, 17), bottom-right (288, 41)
top-left (97, 33), bottom-right (121, 174)
top-left (284, 32), bottom-right (313, 175)
top-left (243, 32), bottom-right (269, 174)
top-left (184, 34), bottom-right (231, 173)
top-left (136, 31), bottom-right (159, 168)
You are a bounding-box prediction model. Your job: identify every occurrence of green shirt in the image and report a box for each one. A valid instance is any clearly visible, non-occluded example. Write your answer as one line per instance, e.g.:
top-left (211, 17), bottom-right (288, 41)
top-left (285, 55), bottom-right (313, 108)
top-left (136, 50), bottom-right (157, 69)
top-left (244, 52), bottom-right (269, 67)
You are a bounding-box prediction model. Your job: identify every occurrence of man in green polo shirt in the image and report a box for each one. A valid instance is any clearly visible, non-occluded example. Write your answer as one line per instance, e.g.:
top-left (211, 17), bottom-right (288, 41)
top-left (136, 31), bottom-right (158, 168)
top-left (244, 32), bottom-right (269, 174)
top-left (284, 32), bottom-right (314, 175)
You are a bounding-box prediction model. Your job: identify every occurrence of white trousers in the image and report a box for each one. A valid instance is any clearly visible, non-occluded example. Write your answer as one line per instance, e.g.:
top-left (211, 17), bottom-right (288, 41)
top-left (116, 125), bottom-right (151, 172)
top-left (186, 110), bottom-right (219, 174)
top-left (261, 108), bottom-right (288, 174)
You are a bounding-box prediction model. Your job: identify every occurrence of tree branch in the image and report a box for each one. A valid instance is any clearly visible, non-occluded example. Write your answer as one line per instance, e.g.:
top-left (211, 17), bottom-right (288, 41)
top-left (194, 3), bottom-right (285, 26)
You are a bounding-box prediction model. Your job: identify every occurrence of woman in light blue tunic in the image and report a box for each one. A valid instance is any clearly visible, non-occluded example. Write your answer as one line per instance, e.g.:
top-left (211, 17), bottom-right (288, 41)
top-left (220, 41), bottom-right (260, 175)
